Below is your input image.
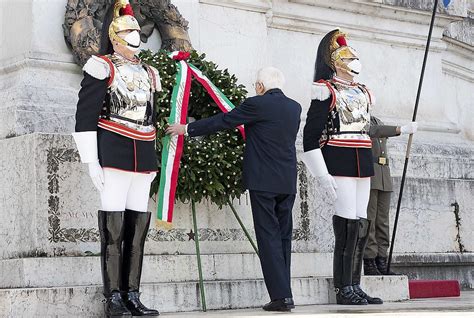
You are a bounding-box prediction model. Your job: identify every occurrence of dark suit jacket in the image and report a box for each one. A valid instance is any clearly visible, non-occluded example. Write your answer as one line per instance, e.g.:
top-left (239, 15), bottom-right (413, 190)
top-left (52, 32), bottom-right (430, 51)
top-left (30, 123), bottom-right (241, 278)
top-left (187, 88), bottom-right (302, 194)
top-left (369, 117), bottom-right (400, 191)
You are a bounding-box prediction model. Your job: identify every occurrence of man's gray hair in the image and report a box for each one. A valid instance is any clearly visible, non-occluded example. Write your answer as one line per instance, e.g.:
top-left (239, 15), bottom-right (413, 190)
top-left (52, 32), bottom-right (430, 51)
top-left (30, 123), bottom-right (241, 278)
top-left (256, 67), bottom-right (285, 91)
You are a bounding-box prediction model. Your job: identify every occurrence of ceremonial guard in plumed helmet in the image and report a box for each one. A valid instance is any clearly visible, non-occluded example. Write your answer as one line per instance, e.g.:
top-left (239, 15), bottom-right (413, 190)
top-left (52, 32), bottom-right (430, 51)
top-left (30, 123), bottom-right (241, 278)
top-left (302, 29), bottom-right (383, 305)
top-left (72, 0), bottom-right (161, 316)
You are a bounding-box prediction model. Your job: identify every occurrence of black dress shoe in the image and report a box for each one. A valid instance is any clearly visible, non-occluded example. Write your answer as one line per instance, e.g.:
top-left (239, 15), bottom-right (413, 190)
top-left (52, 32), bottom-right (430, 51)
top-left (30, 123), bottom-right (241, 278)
top-left (352, 284), bottom-right (383, 304)
top-left (262, 298), bottom-right (295, 312)
top-left (336, 286), bottom-right (368, 305)
top-left (364, 258), bottom-right (382, 276)
top-left (376, 257), bottom-right (398, 275)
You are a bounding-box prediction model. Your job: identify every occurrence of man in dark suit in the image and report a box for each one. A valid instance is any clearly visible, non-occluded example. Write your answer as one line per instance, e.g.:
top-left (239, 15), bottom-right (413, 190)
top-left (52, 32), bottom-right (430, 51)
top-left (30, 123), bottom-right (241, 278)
top-left (167, 67), bottom-right (302, 311)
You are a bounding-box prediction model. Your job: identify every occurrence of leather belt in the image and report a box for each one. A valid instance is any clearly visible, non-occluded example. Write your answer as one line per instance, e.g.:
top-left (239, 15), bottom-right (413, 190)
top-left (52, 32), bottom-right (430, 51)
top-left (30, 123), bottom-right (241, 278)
top-left (109, 114), bottom-right (151, 126)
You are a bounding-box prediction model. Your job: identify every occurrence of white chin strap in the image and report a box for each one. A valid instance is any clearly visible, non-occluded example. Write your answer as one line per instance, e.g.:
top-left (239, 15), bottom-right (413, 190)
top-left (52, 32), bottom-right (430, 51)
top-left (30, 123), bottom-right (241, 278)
top-left (348, 59), bottom-right (362, 75)
top-left (123, 31), bottom-right (141, 52)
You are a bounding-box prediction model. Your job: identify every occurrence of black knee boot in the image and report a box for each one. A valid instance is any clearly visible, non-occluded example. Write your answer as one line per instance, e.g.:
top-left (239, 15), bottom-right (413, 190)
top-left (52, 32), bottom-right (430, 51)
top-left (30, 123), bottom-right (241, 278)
top-left (352, 218), bottom-right (383, 304)
top-left (121, 210), bottom-right (160, 316)
top-left (332, 215), bottom-right (367, 305)
top-left (98, 211), bottom-right (131, 317)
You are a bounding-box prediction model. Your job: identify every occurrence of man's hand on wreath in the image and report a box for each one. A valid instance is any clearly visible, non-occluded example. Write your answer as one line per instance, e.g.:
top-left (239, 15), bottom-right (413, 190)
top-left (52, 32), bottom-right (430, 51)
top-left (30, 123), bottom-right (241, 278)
top-left (166, 124), bottom-right (187, 136)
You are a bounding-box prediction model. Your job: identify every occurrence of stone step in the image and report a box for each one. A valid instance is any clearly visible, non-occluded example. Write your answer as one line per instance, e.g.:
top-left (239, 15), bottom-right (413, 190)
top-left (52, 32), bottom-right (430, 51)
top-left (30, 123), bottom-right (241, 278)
top-left (0, 253), bottom-right (332, 288)
top-left (0, 276), bottom-right (409, 317)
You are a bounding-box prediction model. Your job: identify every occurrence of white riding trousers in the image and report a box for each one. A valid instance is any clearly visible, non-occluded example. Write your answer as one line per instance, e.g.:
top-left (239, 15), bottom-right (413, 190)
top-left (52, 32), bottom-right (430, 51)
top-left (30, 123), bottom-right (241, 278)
top-left (333, 176), bottom-right (371, 220)
top-left (100, 168), bottom-right (156, 212)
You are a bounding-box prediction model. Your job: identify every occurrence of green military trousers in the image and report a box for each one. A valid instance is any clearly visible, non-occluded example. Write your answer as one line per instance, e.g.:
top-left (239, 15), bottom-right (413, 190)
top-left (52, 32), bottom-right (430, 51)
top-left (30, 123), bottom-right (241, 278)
top-left (365, 189), bottom-right (392, 259)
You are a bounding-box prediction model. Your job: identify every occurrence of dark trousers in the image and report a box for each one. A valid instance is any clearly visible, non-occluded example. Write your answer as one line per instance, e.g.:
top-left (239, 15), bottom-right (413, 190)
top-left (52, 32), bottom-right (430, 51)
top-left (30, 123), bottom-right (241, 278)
top-left (365, 189), bottom-right (391, 258)
top-left (249, 190), bottom-right (295, 301)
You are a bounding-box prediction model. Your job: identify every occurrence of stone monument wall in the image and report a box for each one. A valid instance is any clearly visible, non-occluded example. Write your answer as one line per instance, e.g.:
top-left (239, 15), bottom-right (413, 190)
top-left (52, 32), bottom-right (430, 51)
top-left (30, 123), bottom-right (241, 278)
top-left (0, 0), bottom-right (473, 290)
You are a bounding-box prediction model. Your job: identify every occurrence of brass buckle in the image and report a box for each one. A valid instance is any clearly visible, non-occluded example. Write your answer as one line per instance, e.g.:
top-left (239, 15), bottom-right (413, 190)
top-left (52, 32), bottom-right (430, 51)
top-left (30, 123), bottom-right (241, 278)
top-left (378, 157), bottom-right (387, 165)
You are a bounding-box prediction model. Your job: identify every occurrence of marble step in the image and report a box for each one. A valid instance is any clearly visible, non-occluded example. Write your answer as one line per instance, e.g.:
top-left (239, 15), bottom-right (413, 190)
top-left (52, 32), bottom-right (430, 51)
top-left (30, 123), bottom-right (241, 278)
top-left (0, 276), bottom-right (409, 317)
top-left (0, 253), bottom-right (333, 289)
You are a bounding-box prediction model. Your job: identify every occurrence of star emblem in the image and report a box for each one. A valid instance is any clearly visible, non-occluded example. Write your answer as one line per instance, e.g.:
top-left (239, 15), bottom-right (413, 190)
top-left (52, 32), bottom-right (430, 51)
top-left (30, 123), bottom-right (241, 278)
top-left (187, 229), bottom-right (195, 241)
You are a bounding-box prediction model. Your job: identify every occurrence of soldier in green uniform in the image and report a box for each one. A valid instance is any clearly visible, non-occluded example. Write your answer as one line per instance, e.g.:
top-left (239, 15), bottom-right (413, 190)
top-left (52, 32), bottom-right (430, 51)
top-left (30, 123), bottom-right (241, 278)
top-left (364, 116), bottom-right (417, 275)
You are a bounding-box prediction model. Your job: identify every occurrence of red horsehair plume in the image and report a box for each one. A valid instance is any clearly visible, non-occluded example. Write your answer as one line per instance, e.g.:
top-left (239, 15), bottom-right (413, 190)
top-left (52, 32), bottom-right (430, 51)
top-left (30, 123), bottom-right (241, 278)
top-left (336, 36), bottom-right (347, 47)
top-left (120, 3), bottom-right (135, 16)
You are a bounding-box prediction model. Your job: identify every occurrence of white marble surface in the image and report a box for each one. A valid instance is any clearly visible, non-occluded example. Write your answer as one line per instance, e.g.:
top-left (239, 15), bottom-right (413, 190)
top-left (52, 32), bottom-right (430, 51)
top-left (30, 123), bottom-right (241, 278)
top-left (0, 275), bottom-right (409, 316)
top-left (1, 0), bottom-right (474, 256)
top-left (0, 133), bottom-right (472, 259)
top-left (0, 0), bottom-right (472, 139)
top-left (0, 134), bottom-right (38, 259)
top-left (0, 133), bottom-right (319, 258)
top-left (0, 1), bottom-right (472, 309)
top-left (0, 253), bottom-right (333, 288)
top-left (165, 292), bottom-right (474, 317)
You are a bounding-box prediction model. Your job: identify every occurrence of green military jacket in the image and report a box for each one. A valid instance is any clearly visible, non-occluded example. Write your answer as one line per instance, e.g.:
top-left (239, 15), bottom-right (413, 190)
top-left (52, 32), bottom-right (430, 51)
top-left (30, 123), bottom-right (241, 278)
top-left (369, 117), bottom-right (400, 191)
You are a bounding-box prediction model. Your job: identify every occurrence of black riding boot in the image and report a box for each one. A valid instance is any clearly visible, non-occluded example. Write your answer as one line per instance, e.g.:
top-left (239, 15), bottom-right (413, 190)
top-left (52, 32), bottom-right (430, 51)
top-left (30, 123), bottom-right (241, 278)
top-left (98, 210), bottom-right (131, 317)
top-left (332, 215), bottom-right (367, 305)
top-left (376, 256), bottom-right (398, 275)
top-left (352, 218), bottom-right (383, 304)
top-left (121, 210), bottom-right (160, 316)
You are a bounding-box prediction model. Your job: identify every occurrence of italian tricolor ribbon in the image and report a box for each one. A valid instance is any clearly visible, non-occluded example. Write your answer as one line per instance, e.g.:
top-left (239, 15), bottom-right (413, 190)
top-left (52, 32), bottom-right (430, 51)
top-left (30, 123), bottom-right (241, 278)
top-left (156, 51), bottom-right (245, 228)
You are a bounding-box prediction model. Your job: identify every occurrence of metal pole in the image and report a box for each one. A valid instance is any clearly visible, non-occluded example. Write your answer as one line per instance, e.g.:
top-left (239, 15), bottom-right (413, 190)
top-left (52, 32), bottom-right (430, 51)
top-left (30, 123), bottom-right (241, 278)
top-left (227, 198), bottom-right (259, 256)
top-left (191, 200), bottom-right (207, 311)
top-left (387, 0), bottom-right (439, 273)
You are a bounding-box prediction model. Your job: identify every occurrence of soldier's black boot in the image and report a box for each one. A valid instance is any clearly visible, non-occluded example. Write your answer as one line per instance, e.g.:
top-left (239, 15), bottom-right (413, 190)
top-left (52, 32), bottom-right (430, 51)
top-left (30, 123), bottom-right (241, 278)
top-left (363, 258), bottom-right (382, 275)
top-left (98, 210), bottom-right (131, 317)
top-left (333, 215), bottom-right (368, 305)
top-left (121, 210), bottom-right (160, 316)
top-left (376, 256), bottom-right (398, 275)
top-left (352, 219), bottom-right (383, 305)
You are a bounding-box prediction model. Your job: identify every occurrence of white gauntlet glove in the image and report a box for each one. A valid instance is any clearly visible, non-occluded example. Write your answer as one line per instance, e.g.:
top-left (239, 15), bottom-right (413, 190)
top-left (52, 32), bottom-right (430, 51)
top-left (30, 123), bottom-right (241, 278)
top-left (72, 131), bottom-right (104, 192)
top-left (88, 161), bottom-right (105, 192)
top-left (400, 122), bottom-right (418, 135)
top-left (320, 174), bottom-right (338, 200)
top-left (301, 149), bottom-right (338, 201)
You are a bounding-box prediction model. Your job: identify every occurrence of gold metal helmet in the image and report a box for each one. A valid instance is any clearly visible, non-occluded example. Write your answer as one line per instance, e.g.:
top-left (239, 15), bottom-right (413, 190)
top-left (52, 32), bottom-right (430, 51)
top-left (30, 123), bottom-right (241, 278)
top-left (326, 29), bottom-right (359, 73)
top-left (109, 0), bottom-right (141, 47)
